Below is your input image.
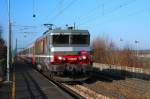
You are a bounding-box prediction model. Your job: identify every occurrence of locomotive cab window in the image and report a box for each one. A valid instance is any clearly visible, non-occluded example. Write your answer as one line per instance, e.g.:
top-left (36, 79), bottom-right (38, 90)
top-left (71, 35), bottom-right (89, 45)
top-left (52, 35), bottom-right (69, 45)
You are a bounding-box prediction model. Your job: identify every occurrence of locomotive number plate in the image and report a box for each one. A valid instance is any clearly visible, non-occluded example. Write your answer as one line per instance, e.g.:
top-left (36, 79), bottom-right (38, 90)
top-left (68, 58), bottom-right (77, 61)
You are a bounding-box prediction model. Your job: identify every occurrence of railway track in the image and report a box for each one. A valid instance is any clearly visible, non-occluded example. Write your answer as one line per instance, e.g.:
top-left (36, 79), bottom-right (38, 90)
top-left (20, 58), bottom-right (107, 98)
top-left (35, 67), bottom-right (115, 98)
top-left (39, 70), bottom-right (114, 99)
top-left (79, 75), bottom-right (126, 99)
top-left (63, 83), bottom-right (111, 99)
top-left (36, 70), bottom-right (85, 99)
top-left (19, 57), bottom-right (125, 98)
top-left (82, 81), bottom-right (124, 98)
top-left (23, 57), bottom-right (150, 99)
top-left (37, 66), bottom-right (150, 99)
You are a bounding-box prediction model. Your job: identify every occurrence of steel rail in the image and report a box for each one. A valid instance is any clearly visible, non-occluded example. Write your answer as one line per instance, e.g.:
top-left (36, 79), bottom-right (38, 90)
top-left (35, 67), bottom-right (85, 99)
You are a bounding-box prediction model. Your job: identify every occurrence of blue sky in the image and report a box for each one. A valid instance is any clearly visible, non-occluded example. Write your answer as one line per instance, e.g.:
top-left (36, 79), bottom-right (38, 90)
top-left (0, 0), bottom-right (150, 49)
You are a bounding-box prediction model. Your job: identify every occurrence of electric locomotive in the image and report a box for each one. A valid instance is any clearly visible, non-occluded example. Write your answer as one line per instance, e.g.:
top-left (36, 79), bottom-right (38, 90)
top-left (19, 26), bottom-right (93, 79)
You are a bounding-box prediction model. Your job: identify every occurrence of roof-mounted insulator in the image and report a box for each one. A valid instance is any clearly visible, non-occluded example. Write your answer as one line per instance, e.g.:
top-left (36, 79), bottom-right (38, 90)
top-left (44, 24), bottom-right (54, 30)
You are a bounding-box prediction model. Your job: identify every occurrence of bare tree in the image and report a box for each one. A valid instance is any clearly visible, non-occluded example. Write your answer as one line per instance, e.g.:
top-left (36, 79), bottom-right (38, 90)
top-left (92, 36), bottom-right (142, 67)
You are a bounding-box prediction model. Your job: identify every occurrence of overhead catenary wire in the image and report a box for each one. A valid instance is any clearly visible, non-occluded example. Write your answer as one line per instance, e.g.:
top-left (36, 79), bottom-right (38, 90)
top-left (78, 0), bottom-right (137, 26)
top-left (12, 24), bottom-right (37, 28)
top-left (106, 0), bottom-right (136, 15)
top-left (77, 0), bottom-right (113, 22)
top-left (43, 1), bottom-right (64, 22)
top-left (59, 0), bottom-right (65, 9)
top-left (84, 7), bottom-right (150, 29)
top-left (107, 7), bottom-right (150, 24)
top-left (48, 0), bottom-right (78, 23)
top-left (79, 0), bottom-right (137, 26)
top-left (127, 7), bottom-right (150, 16)
top-left (12, 23), bottom-right (37, 43)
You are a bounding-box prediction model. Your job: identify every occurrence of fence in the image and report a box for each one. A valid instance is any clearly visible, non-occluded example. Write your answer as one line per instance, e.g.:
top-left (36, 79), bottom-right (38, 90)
top-left (93, 63), bottom-right (150, 80)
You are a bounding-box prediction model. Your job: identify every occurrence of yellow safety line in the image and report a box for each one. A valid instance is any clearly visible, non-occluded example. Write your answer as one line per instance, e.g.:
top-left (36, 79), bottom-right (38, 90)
top-left (12, 71), bottom-right (16, 99)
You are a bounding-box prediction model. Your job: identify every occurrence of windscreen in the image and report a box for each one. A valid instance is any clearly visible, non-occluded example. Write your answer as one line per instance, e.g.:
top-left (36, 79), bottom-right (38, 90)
top-left (52, 35), bottom-right (69, 44)
top-left (71, 35), bottom-right (89, 45)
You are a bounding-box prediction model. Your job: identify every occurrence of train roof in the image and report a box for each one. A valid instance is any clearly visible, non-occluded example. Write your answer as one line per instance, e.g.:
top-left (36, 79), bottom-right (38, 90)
top-left (43, 29), bottom-right (89, 35)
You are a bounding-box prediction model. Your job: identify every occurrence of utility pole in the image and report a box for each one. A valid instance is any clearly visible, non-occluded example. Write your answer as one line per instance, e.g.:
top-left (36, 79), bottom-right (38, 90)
top-left (119, 38), bottom-right (123, 50)
top-left (6, 0), bottom-right (11, 81)
top-left (15, 38), bottom-right (17, 56)
top-left (73, 22), bottom-right (76, 29)
top-left (135, 40), bottom-right (139, 57)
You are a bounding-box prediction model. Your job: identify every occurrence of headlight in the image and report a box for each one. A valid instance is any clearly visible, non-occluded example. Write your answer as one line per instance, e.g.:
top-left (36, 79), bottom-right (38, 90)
top-left (79, 57), bottom-right (82, 60)
top-left (63, 57), bottom-right (66, 60)
top-left (82, 56), bottom-right (86, 60)
top-left (58, 56), bottom-right (62, 60)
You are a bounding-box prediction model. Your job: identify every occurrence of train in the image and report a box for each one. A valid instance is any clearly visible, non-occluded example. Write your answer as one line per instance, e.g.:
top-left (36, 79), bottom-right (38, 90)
top-left (19, 26), bottom-right (93, 80)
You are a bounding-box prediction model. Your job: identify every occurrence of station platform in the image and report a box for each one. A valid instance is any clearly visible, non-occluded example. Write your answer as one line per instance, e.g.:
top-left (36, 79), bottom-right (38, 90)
top-left (12, 59), bottom-right (73, 99)
top-left (0, 81), bottom-right (11, 99)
